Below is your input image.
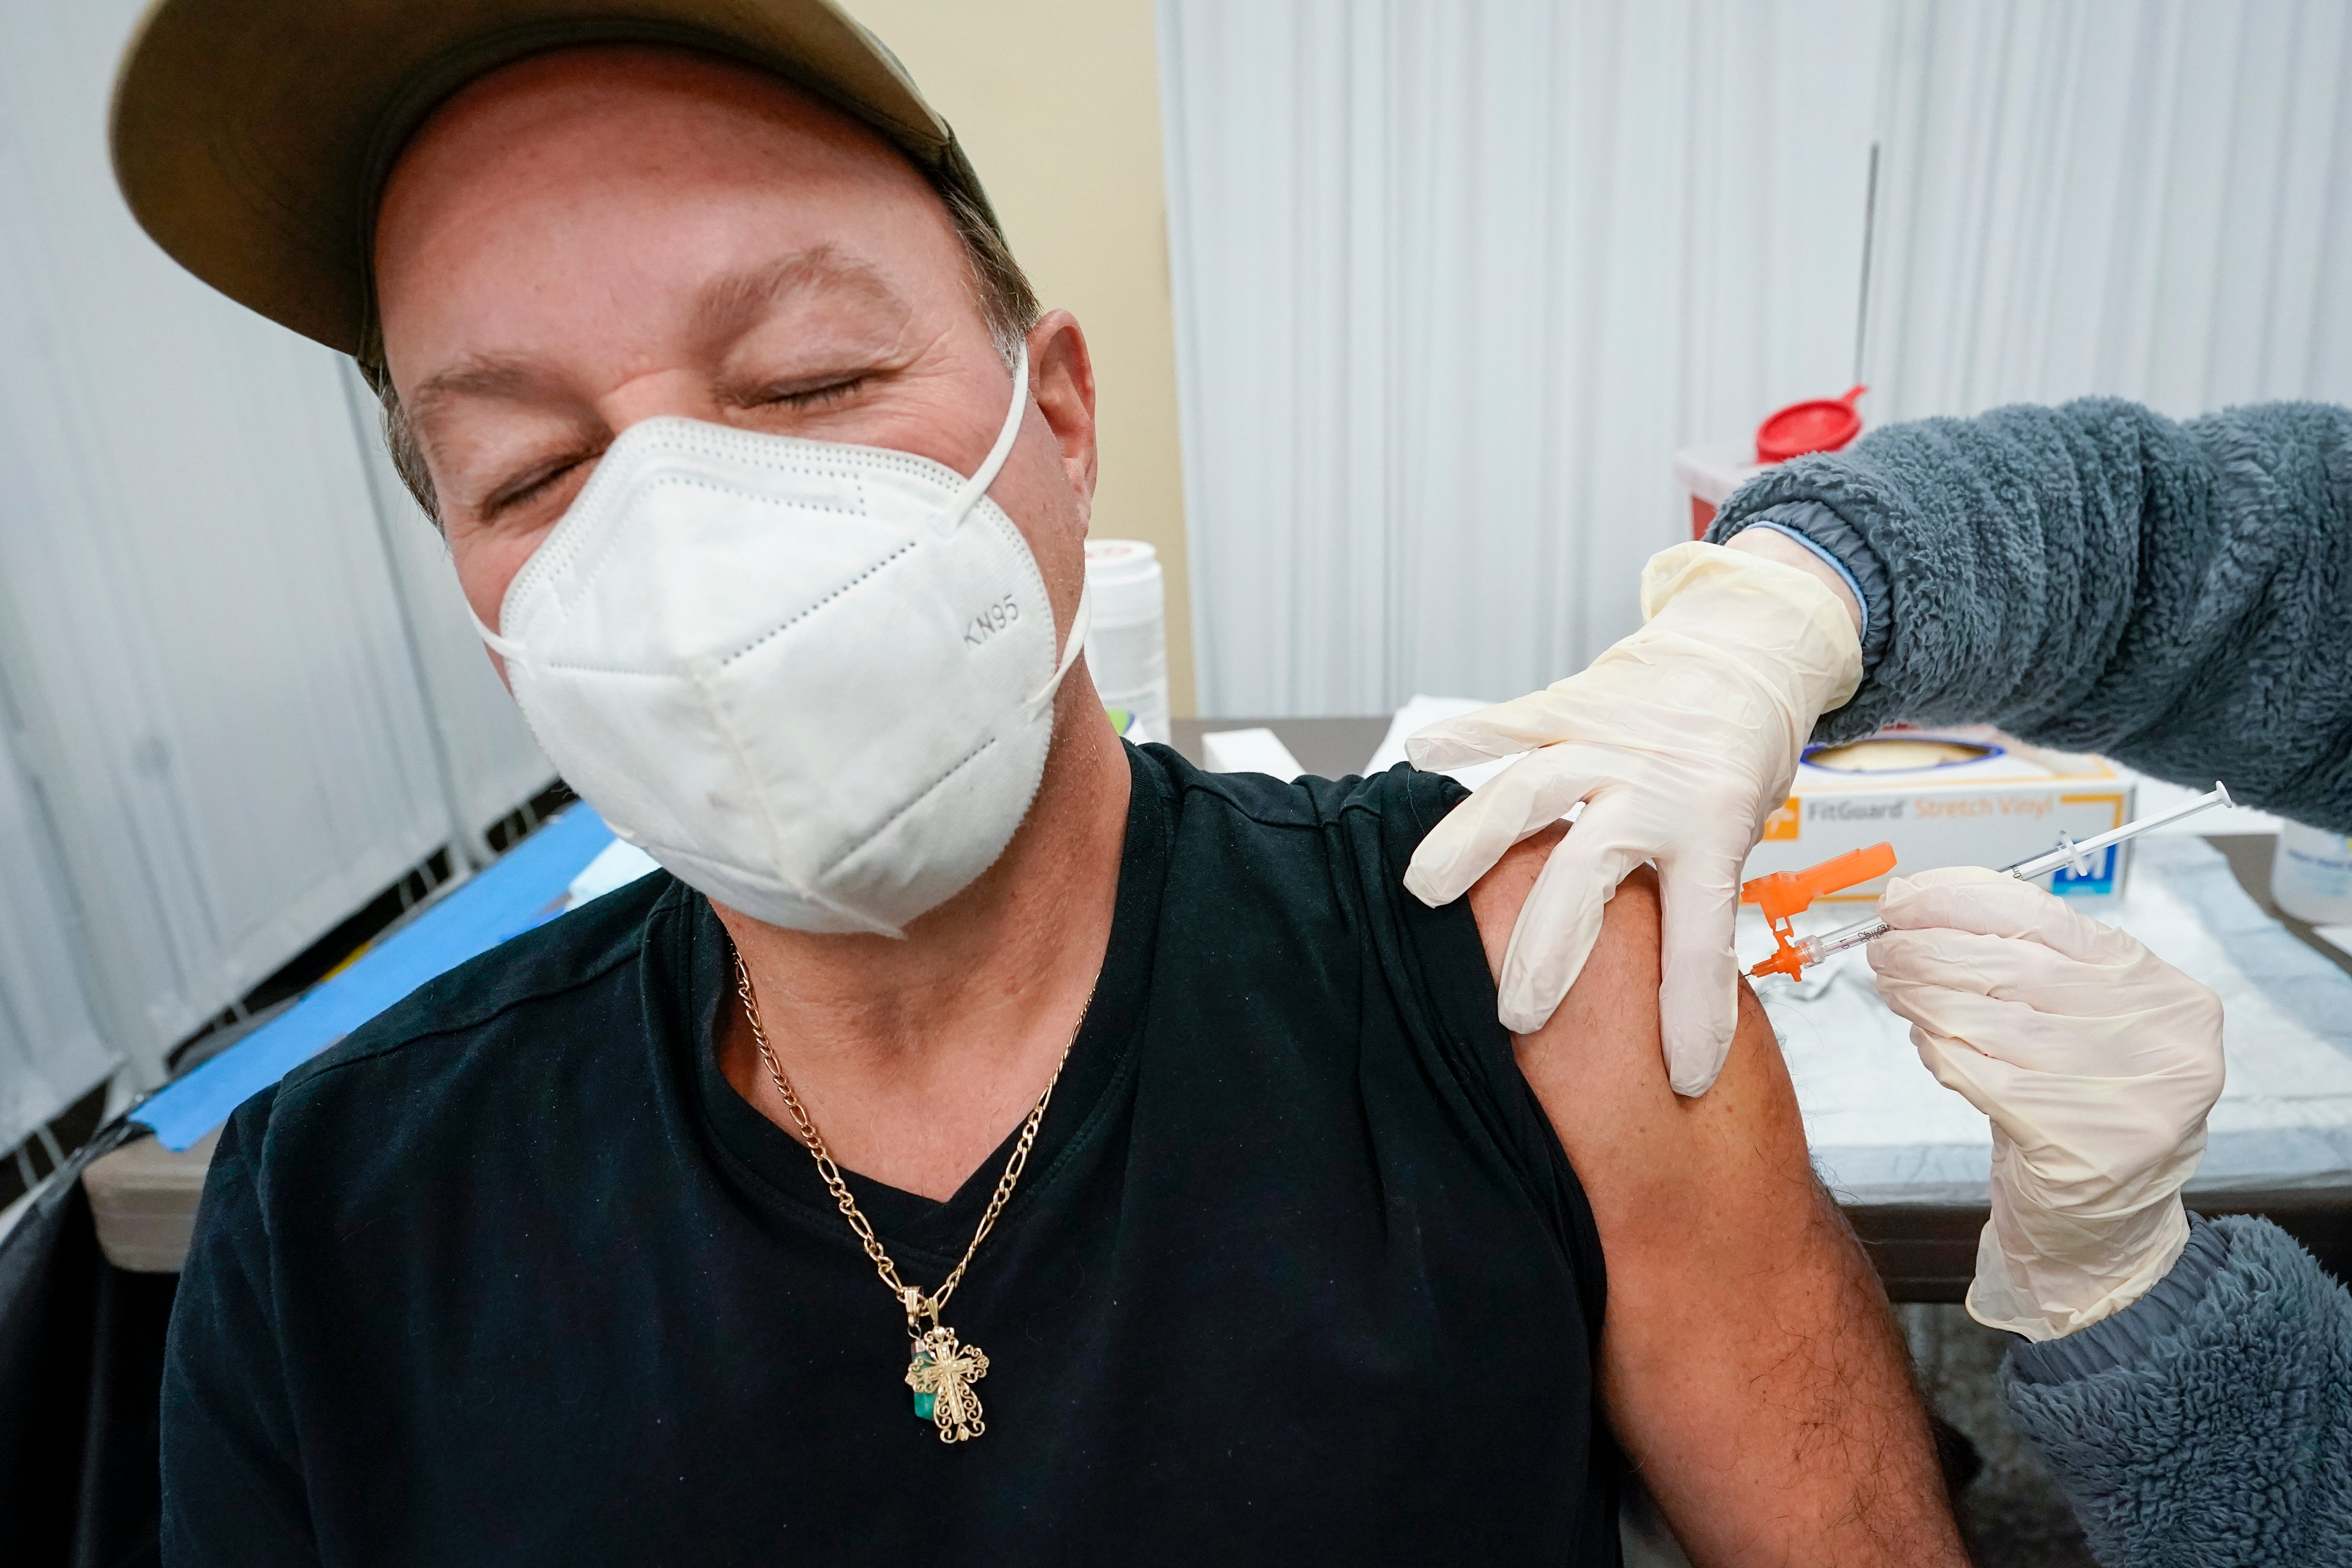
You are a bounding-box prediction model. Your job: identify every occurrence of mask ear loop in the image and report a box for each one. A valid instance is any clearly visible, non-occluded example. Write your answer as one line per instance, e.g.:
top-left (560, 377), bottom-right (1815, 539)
top-left (1026, 583), bottom-right (1092, 713)
top-left (468, 599), bottom-right (526, 669)
top-left (953, 343), bottom-right (1083, 710)
top-left (945, 343), bottom-right (1032, 529)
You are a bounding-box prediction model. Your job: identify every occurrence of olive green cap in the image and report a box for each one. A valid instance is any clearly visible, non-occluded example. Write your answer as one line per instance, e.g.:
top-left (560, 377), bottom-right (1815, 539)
top-left (109, 0), bottom-right (998, 359)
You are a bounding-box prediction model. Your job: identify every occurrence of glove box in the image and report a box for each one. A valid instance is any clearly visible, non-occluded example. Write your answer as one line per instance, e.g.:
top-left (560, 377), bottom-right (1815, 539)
top-left (1738, 728), bottom-right (2135, 903)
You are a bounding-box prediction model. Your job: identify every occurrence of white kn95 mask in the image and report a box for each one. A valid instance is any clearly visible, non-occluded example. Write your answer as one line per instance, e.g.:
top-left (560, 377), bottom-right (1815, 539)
top-left (471, 346), bottom-right (1090, 937)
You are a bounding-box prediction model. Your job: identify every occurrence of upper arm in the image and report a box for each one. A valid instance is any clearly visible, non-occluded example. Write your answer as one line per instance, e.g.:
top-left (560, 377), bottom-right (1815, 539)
top-left (162, 1107), bottom-right (322, 1567)
top-left (1467, 830), bottom-right (1813, 1238)
top-left (1468, 828), bottom-right (1962, 1565)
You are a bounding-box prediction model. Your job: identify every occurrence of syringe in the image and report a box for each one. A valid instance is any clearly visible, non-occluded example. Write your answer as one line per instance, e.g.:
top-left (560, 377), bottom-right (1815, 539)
top-left (1752, 782), bottom-right (2235, 978)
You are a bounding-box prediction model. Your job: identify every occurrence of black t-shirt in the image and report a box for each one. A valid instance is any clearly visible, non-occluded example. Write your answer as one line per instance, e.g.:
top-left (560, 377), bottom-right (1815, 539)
top-left (163, 744), bottom-right (1617, 1565)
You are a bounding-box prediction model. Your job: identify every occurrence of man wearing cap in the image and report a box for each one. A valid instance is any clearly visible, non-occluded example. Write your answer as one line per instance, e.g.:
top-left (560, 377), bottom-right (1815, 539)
top-left (113, 4), bottom-right (1964, 1562)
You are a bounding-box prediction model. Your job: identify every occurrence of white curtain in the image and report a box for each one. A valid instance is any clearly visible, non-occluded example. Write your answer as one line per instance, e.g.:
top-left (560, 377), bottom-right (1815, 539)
top-left (1160, 0), bottom-right (2352, 717)
top-left (342, 365), bottom-right (553, 863)
top-left (0, 0), bottom-right (545, 1100)
top-left (1160, 0), bottom-right (1890, 716)
top-left (0, 723), bottom-right (117, 1150)
top-left (1867, 0), bottom-right (2352, 421)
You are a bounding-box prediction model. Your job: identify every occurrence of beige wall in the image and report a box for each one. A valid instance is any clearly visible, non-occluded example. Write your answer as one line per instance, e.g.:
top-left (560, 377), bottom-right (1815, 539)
top-left (841, 0), bottom-right (1196, 716)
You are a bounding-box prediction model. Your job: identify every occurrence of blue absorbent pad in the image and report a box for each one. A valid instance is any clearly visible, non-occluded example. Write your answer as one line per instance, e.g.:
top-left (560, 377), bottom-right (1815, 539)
top-left (133, 805), bottom-right (615, 1151)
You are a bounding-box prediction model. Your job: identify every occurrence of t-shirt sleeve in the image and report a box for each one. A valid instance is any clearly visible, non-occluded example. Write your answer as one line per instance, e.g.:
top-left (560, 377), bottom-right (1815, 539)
top-left (1317, 764), bottom-right (1610, 1334)
top-left (161, 1091), bottom-right (322, 1568)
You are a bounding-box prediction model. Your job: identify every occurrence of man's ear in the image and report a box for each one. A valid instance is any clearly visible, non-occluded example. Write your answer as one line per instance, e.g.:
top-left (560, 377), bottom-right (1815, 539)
top-left (1027, 310), bottom-right (1098, 525)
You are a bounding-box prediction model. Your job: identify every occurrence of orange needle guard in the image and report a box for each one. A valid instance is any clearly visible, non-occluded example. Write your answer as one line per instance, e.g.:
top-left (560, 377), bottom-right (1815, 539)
top-left (1741, 842), bottom-right (1897, 980)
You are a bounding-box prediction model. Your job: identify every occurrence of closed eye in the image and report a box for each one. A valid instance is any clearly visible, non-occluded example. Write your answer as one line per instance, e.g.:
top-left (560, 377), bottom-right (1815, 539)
top-left (484, 450), bottom-right (597, 517)
top-left (744, 374), bottom-right (869, 412)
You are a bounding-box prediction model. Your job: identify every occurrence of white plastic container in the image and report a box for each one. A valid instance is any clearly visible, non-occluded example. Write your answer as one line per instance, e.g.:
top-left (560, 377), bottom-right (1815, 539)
top-left (2273, 820), bottom-right (2352, 924)
top-left (1082, 539), bottom-right (1171, 747)
top-left (1671, 443), bottom-right (1766, 539)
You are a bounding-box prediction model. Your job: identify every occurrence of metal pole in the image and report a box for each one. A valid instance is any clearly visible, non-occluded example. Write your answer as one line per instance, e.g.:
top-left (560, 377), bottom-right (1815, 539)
top-left (1854, 142), bottom-right (1881, 389)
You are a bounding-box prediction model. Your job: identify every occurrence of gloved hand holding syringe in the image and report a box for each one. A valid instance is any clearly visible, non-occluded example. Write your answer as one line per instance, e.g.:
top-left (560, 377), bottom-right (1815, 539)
top-left (1744, 782), bottom-right (2236, 982)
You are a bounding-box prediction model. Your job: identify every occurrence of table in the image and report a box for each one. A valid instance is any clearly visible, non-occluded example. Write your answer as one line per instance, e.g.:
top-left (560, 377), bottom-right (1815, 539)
top-left (83, 720), bottom-right (2352, 1296)
top-left (1173, 716), bottom-right (2352, 1300)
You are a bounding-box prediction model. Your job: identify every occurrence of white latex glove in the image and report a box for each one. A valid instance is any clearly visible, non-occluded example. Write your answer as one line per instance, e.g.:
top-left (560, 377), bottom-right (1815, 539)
top-left (1401, 542), bottom-right (1859, 1094)
top-left (1870, 867), bottom-right (2226, 1341)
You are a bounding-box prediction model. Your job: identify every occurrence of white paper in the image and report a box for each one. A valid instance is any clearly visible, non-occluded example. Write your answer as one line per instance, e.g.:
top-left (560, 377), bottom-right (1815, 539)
top-left (1766, 835), bottom-right (2352, 1204)
top-left (1200, 727), bottom-right (1308, 780)
top-left (564, 839), bottom-right (662, 911)
top-left (1362, 694), bottom-right (1519, 790)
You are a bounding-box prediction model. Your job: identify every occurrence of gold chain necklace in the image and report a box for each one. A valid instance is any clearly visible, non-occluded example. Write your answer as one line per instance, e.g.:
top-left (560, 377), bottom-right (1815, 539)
top-left (731, 948), bottom-right (1092, 1444)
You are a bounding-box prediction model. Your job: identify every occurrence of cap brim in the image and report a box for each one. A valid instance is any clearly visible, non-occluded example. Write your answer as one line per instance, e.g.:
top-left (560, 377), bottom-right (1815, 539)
top-left (111, 0), bottom-right (989, 355)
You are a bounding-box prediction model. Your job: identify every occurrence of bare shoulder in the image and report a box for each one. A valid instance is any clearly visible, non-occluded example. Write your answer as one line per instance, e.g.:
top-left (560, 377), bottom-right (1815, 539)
top-left (1464, 822), bottom-right (1666, 1060)
top-left (1462, 822), bottom-right (1807, 1226)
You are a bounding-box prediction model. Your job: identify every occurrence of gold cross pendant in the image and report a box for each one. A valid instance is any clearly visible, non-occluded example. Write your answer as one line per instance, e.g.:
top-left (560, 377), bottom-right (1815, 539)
top-left (906, 1326), bottom-right (990, 1443)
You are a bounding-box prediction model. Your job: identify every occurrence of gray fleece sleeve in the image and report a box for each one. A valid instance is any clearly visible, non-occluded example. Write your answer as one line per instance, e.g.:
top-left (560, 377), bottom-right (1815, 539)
top-left (1998, 1215), bottom-right (2352, 1567)
top-left (1706, 400), bottom-right (2352, 830)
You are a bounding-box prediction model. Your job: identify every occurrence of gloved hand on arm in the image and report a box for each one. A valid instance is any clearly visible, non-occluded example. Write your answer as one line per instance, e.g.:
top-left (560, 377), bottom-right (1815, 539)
top-left (1401, 539), bottom-right (1860, 1094)
top-left (1870, 868), bottom-right (2227, 1340)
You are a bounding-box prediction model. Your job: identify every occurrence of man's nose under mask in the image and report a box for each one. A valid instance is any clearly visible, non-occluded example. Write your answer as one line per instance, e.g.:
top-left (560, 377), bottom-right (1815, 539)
top-left (471, 345), bottom-right (1090, 937)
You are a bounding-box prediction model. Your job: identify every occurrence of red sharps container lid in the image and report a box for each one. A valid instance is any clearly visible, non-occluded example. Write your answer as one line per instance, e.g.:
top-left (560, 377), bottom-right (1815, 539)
top-left (1756, 385), bottom-right (1867, 463)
